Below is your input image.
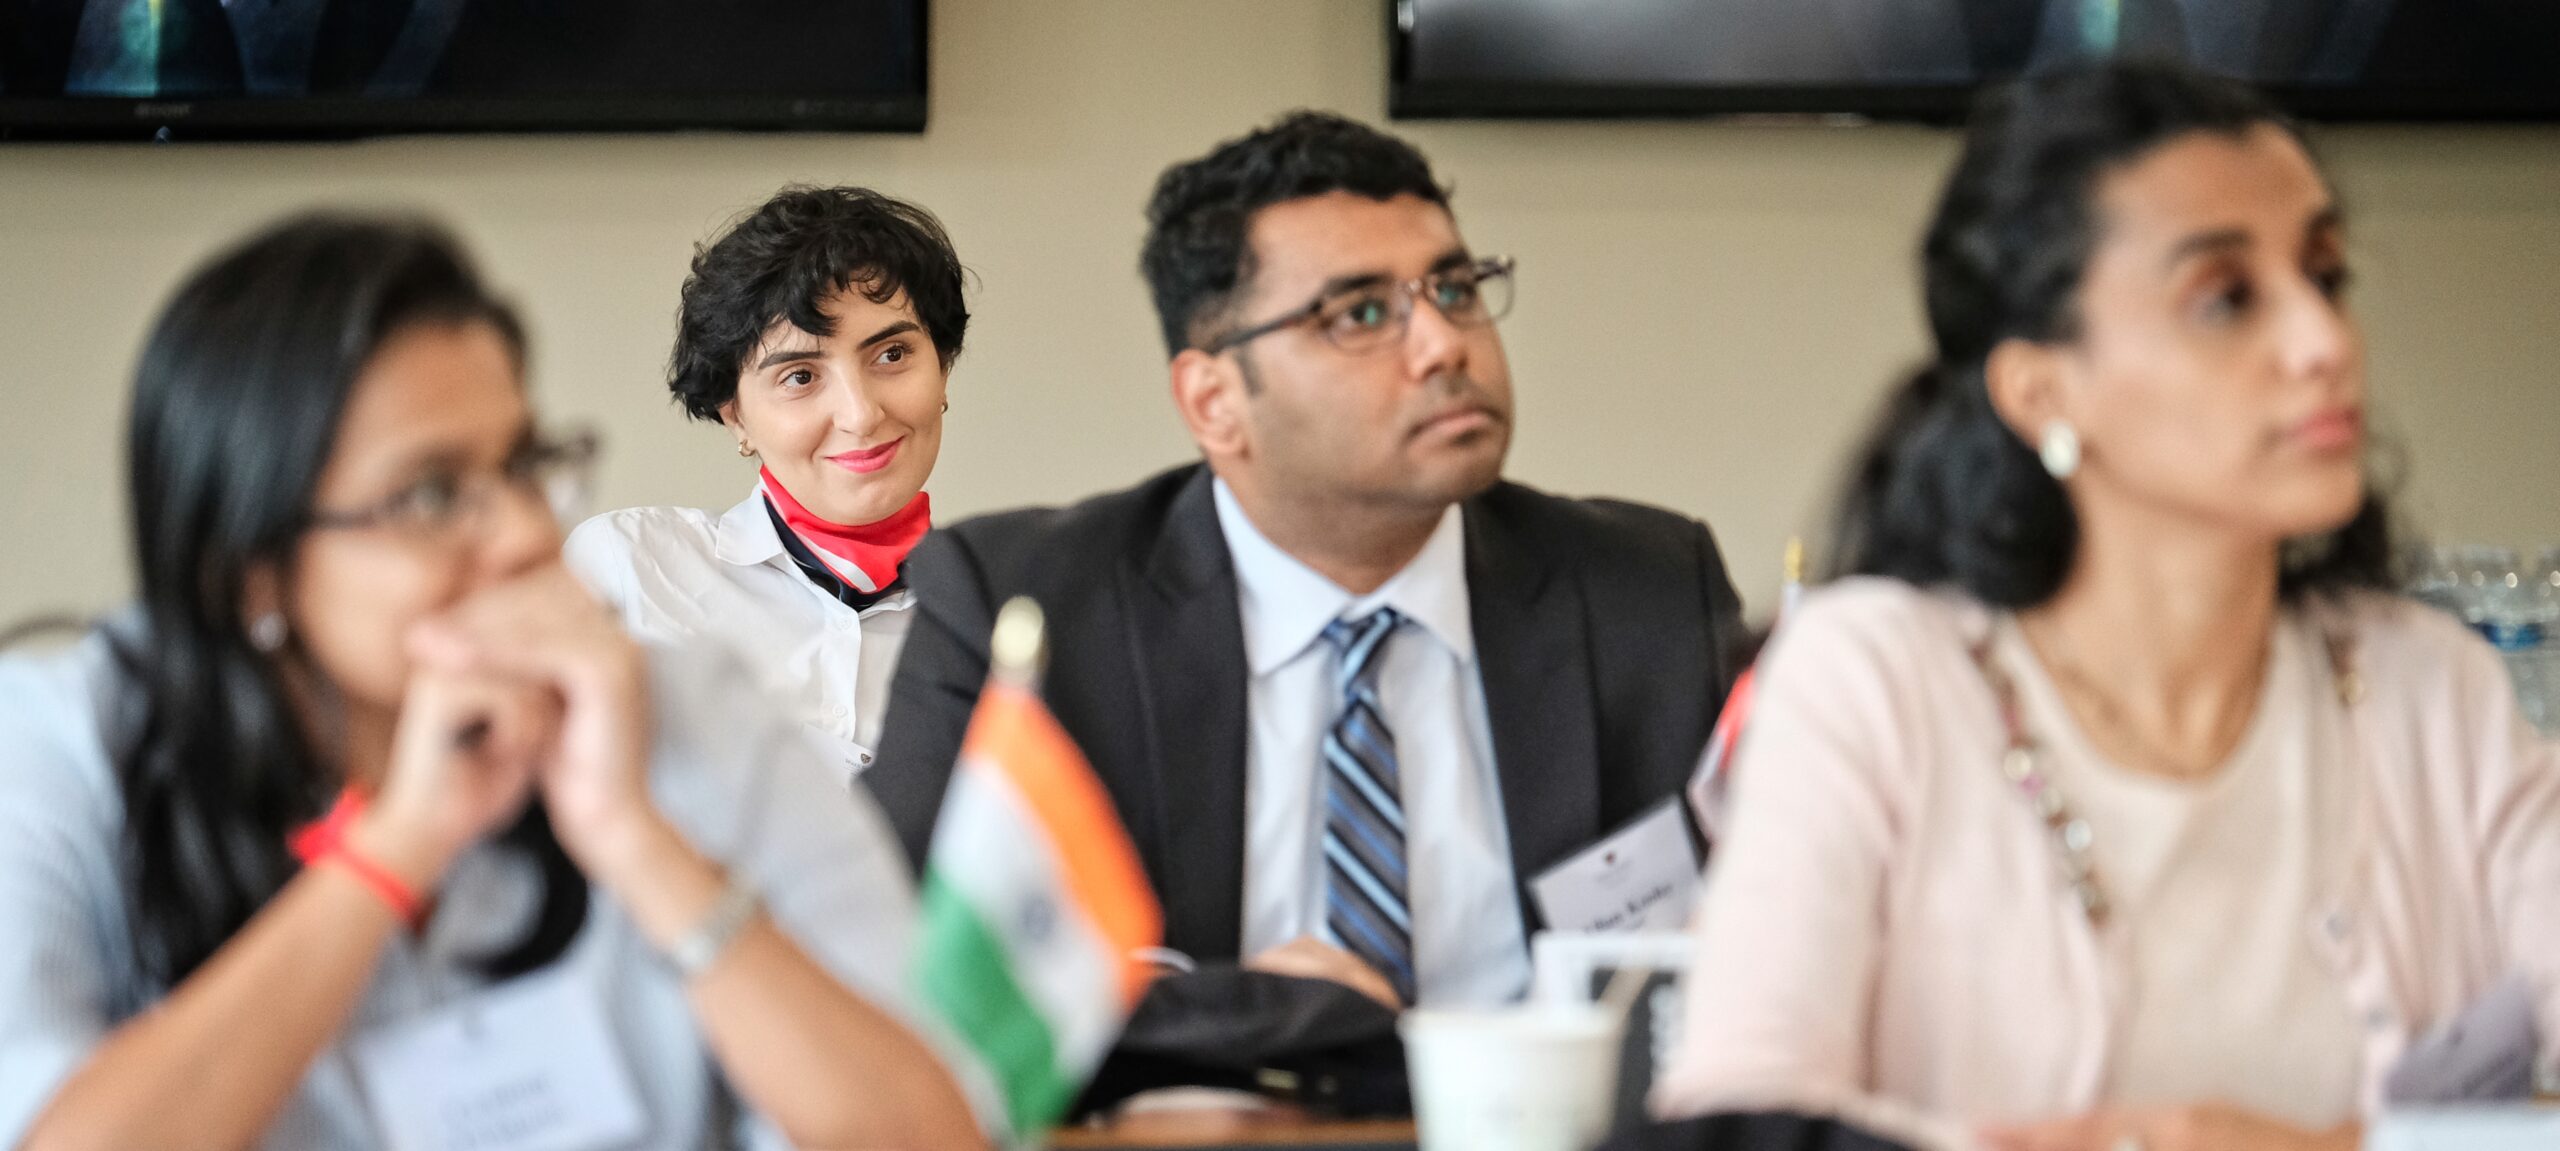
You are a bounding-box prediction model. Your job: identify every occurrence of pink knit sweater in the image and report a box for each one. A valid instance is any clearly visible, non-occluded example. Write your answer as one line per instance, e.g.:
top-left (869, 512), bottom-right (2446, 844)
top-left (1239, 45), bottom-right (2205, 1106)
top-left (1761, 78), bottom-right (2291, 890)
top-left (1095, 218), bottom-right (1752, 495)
top-left (1652, 580), bottom-right (2560, 1151)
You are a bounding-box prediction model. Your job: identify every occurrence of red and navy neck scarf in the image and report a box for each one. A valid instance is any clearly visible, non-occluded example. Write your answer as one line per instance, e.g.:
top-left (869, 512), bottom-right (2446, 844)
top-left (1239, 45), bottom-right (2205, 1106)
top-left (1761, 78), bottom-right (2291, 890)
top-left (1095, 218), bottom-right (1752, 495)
top-left (759, 466), bottom-right (930, 611)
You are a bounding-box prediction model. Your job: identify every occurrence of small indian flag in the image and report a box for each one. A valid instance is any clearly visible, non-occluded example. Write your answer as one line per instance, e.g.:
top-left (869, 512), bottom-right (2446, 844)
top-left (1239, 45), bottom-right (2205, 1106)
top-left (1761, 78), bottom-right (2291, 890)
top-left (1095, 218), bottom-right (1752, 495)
top-left (913, 598), bottom-right (1163, 1144)
top-left (1687, 537), bottom-right (1802, 839)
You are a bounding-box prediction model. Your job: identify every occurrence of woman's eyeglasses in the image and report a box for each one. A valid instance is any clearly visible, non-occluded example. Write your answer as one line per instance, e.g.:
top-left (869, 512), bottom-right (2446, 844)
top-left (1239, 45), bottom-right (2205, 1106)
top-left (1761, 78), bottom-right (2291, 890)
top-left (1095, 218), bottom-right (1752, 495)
top-left (302, 428), bottom-right (600, 544)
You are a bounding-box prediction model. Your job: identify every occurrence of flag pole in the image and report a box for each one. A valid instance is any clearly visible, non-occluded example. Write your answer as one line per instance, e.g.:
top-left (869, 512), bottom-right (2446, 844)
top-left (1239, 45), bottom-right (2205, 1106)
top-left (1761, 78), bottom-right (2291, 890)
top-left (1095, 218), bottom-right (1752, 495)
top-left (1781, 535), bottom-right (1805, 617)
top-left (991, 596), bottom-right (1049, 693)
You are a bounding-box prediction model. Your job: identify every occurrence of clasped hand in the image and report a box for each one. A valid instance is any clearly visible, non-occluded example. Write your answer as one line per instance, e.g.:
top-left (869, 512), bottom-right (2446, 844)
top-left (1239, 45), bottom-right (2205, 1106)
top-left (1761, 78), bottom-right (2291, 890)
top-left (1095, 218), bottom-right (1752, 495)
top-left (348, 564), bottom-right (665, 898)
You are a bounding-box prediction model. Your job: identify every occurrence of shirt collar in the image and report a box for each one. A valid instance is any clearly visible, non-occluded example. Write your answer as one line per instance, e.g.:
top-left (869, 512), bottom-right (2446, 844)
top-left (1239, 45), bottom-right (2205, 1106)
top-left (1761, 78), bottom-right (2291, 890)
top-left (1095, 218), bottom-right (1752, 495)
top-left (1211, 478), bottom-right (1474, 678)
top-left (712, 485), bottom-right (787, 568)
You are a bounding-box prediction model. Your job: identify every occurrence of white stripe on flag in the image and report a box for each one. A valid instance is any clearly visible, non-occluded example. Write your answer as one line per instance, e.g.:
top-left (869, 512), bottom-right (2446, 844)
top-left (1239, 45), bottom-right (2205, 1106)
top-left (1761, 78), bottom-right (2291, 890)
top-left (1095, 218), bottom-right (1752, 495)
top-left (930, 757), bottom-right (1127, 1074)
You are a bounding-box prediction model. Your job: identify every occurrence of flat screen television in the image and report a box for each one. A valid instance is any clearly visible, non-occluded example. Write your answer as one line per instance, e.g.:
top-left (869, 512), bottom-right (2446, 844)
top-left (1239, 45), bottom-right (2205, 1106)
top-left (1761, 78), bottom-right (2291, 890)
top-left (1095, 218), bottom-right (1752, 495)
top-left (1391, 0), bottom-right (2560, 122)
top-left (0, 0), bottom-right (927, 140)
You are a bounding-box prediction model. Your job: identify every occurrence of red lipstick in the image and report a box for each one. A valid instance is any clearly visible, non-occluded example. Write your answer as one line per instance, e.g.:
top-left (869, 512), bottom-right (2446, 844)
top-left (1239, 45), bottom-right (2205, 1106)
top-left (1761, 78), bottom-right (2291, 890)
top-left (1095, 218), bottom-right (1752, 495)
top-left (829, 437), bottom-right (904, 475)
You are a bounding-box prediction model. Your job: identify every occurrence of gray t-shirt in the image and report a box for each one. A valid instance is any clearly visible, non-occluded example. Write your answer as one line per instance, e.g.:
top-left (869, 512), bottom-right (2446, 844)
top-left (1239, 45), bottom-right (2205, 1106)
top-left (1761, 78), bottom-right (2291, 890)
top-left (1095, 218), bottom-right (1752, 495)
top-left (0, 624), bottom-right (973, 1149)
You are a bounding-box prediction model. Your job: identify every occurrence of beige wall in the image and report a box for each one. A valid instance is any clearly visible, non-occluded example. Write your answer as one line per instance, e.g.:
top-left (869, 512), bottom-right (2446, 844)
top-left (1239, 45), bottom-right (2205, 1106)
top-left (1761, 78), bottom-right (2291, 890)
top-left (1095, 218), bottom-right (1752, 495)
top-left (5, 0), bottom-right (2558, 624)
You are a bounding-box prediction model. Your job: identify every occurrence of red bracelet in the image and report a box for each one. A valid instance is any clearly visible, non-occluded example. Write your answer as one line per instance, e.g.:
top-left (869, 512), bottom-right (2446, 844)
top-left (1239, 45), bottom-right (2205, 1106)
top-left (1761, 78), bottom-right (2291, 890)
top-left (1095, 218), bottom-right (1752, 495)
top-left (290, 790), bottom-right (427, 926)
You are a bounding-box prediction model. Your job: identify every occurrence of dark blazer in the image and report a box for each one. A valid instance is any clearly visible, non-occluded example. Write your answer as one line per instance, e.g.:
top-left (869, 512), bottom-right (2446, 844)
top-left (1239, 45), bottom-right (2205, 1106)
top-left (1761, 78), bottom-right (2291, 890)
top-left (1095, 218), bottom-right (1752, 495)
top-left (866, 463), bottom-right (1748, 1109)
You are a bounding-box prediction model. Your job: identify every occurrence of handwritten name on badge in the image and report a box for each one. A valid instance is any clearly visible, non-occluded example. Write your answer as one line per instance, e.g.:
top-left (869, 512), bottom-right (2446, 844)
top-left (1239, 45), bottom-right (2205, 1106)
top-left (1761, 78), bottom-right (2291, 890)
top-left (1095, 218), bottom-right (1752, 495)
top-left (438, 1079), bottom-right (567, 1151)
top-left (352, 967), bottom-right (650, 1151)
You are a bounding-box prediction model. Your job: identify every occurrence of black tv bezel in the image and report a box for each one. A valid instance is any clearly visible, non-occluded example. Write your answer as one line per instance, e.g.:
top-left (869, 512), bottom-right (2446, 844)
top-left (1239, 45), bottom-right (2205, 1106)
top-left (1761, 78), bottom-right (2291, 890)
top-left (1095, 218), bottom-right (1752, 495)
top-left (0, 0), bottom-right (930, 142)
top-left (1386, 2), bottom-right (2560, 125)
top-left (0, 94), bottom-right (926, 141)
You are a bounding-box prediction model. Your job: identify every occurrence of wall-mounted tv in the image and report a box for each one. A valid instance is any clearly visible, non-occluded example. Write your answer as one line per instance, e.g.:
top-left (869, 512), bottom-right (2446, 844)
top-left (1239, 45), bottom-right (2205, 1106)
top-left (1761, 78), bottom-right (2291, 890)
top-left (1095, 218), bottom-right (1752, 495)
top-left (0, 0), bottom-right (927, 140)
top-left (1391, 0), bottom-right (2560, 122)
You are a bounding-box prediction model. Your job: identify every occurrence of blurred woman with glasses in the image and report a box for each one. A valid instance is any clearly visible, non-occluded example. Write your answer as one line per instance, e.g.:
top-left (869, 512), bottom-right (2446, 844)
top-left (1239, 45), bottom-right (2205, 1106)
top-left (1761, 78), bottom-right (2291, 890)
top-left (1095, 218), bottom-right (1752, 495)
top-left (565, 186), bottom-right (971, 784)
top-left (0, 214), bottom-right (987, 1150)
top-left (1654, 62), bottom-right (2560, 1151)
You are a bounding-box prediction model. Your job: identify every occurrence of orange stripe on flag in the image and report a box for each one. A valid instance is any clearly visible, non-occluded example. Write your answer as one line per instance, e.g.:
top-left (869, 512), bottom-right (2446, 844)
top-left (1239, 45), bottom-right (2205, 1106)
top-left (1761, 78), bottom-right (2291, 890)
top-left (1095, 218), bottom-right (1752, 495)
top-left (960, 681), bottom-right (1164, 1006)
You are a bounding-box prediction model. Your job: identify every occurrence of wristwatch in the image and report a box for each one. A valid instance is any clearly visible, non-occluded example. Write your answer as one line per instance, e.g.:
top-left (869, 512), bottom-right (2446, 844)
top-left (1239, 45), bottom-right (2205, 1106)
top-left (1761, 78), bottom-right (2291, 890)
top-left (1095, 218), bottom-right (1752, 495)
top-left (667, 875), bottom-right (764, 978)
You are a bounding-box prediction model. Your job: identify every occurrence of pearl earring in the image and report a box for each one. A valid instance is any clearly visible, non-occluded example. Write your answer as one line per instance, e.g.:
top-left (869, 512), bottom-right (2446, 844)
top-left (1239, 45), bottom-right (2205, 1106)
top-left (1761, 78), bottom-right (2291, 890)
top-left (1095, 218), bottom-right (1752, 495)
top-left (2039, 420), bottom-right (2082, 480)
top-left (736, 442), bottom-right (756, 458)
top-left (248, 613), bottom-right (288, 653)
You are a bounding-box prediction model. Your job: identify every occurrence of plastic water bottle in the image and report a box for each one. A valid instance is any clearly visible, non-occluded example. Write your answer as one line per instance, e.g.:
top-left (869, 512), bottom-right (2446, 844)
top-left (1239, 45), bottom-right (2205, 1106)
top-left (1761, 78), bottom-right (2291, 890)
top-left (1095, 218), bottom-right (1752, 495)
top-left (2465, 547), bottom-right (2554, 734)
top-left (2405, 544), bottom-right (2560, 735)
top-left (2446, 546), bottom-right (2514, 625)
top-left (2407, 545), bottom-right (2468, 619)
top-left (2538, 549), bottom-right (2560, 735)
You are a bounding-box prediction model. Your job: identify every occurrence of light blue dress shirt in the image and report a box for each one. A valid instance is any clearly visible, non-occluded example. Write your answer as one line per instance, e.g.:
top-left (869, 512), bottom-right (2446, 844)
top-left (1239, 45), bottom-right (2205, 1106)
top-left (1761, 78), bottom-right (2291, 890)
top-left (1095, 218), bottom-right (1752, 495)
top-left (1213, 480), bottom-right (1532, 1009)
top-left (0, 623), bottom-right (985, 1149)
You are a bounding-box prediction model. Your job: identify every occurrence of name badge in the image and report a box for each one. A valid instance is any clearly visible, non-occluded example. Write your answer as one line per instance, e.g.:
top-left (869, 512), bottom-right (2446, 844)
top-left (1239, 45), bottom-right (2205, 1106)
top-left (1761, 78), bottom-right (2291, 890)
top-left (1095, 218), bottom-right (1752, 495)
top-left (350, 967), bottom-right (651, 1151)
top-left (1528, 799), bottom-right (1701, 934)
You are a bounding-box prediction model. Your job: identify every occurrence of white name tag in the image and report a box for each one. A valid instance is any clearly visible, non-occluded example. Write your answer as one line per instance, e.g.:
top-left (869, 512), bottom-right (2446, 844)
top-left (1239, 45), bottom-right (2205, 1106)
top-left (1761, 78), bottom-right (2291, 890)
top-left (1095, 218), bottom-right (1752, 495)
top-left (1528, 800), bottom-right (1701, 934)
top-left (351, 967), bottom-right (651, 1151)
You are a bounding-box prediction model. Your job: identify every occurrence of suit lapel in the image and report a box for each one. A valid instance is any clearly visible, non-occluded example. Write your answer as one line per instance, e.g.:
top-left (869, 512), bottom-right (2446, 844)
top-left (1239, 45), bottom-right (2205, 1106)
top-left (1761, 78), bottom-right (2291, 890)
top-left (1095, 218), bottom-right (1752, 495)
top-left (1463, 492), bottom-right (1600, 932)
top-left (1120, 468), bottom-right (1253, 960)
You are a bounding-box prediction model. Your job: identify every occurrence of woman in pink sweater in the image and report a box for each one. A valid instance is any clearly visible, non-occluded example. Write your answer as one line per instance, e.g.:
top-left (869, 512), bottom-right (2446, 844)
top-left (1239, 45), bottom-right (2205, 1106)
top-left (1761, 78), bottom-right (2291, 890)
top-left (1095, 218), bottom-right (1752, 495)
top-left (1653, 62), bottom-right (2560, 1151)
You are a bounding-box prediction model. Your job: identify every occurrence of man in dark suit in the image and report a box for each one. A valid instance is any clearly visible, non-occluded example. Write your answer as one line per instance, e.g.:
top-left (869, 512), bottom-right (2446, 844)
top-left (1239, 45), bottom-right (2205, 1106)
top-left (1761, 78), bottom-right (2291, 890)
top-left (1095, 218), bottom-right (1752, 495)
top-left (867, 111), bottom-right (1748, 1112)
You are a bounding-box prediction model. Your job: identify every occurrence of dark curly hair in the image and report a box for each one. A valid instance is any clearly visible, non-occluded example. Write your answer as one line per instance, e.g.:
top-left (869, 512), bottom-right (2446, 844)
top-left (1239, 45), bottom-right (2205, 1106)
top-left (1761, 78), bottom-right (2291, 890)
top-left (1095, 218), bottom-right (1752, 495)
top-left (1829, 60), bottom-right (2396, 607)
top-left (1140, 111), bottom-right (1449, 358)
top-left (668, 185), bottom-right (969, 422)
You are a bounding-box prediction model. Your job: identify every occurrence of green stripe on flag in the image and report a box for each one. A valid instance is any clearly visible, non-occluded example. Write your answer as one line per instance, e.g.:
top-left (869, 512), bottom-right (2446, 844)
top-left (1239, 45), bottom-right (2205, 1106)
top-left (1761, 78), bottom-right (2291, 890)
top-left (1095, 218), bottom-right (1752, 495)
top-left (916, 872), bottom-right (1078, 1139)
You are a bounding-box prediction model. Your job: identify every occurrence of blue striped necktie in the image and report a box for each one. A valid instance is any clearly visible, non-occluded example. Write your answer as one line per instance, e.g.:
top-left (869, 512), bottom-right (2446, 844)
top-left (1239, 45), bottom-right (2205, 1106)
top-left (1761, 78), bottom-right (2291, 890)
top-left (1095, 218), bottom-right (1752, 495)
top-left (1317, 607), bottom-right (1417, 1005)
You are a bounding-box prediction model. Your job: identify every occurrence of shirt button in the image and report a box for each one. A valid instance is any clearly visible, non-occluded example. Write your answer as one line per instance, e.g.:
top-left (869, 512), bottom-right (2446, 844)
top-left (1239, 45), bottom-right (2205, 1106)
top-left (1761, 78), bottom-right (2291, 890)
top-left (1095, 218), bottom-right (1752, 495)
top-left (830, 614), bottom-right (857, 634)
top-left (858, 752), bottom-right (875, 766)
top-left (825, 703), bottom-right (848, 721)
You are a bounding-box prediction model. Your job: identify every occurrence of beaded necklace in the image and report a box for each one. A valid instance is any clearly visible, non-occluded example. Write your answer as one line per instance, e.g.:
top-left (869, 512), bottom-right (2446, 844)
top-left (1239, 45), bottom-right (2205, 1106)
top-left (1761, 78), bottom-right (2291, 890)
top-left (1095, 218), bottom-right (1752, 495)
top-left (1966, 617), bottom-right (2363, 930)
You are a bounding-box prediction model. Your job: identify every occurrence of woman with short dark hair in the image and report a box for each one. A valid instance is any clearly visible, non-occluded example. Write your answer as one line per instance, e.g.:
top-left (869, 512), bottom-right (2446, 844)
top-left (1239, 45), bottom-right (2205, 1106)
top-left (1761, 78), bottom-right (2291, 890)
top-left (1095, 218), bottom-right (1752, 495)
top-left (0, 213), bottom-right (986, 1150)
top-left (1654, 62), bottom-right (2560, 1151)
top-left (567, 185), bottom-right (968, 783)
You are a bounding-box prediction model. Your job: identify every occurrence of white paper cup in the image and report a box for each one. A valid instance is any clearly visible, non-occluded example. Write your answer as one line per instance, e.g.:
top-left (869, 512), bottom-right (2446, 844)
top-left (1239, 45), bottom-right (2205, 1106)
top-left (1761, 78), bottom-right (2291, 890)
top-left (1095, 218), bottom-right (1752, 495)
top-left (1399, 1004), bottom-right (1624, 1151)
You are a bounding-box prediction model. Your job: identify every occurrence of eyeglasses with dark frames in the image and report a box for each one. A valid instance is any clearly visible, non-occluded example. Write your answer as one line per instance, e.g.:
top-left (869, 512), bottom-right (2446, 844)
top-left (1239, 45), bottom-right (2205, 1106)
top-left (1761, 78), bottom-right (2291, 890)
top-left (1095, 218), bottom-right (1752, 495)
top-left (1201, 256), bottom-right (1516, 356)
top-left (301, 428), bottom-right (600, 544)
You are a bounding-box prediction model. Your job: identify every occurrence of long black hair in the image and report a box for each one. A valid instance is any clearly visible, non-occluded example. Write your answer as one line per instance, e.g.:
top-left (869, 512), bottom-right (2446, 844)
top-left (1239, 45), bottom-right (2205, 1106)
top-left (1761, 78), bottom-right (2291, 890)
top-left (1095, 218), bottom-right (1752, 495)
top-left (114, 213), bottom-right (584, 986)
top-left (1829, 61), bottom-right (2396, 607)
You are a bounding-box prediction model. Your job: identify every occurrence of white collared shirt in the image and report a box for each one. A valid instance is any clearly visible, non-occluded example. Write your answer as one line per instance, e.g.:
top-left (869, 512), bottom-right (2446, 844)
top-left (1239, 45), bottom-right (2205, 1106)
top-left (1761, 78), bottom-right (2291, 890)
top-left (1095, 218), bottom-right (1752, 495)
top-left (564, 487), bottom-right (916, 784)
top-left (1213, 480), bottom-right (1530, 1008)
